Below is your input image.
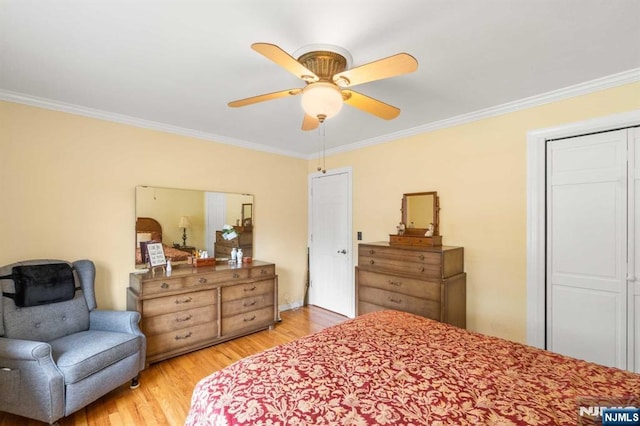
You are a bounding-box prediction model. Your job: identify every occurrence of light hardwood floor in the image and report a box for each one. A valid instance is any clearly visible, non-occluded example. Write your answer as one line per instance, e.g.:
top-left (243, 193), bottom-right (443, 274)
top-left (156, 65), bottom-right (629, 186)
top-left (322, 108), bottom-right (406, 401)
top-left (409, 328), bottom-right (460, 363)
top-left (0, 305), bottom-right (348, 426)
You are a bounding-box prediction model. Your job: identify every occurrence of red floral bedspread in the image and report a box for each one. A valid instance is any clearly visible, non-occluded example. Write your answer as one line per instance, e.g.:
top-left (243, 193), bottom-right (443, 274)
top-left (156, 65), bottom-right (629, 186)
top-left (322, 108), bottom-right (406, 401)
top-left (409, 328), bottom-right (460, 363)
top-left (135, 244), bottom-right (190, 265)
top-left (185, 310), bottom-right (640, 425)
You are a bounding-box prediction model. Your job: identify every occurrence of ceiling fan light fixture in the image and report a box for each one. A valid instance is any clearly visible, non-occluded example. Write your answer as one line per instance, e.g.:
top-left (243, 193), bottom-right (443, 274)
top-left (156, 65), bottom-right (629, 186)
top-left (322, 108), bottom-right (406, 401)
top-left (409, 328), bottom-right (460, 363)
top-left (301, 82), bottom-right (343, 120)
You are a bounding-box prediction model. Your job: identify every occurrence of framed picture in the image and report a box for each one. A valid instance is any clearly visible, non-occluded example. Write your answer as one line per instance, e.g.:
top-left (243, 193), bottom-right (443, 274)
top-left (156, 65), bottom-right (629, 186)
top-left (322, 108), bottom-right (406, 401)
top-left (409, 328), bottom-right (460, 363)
top-left (146, 242), bottom-right (166, 267)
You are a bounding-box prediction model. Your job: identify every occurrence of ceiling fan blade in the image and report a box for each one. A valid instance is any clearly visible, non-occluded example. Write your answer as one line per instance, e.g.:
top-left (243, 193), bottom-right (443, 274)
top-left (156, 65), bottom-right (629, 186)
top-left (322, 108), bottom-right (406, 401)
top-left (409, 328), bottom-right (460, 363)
top-left (333, 53), bottom-right (418, 87)
top-left (251, 43), bottom-right (319, 82)
top-left (302, 114), bottom-right (319, 131)
top-left (228, 88), bottom-right (301, 108)
top-left (342, 90), bottom-right (400, 120)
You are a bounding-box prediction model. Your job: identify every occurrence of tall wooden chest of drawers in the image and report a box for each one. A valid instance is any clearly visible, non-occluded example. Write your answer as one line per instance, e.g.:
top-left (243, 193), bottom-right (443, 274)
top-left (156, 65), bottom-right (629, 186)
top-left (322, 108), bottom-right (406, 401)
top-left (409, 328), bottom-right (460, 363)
top-left (127, 260), bottom-right (277, 364)
top-left (356, 242), bottom-right (466, 328)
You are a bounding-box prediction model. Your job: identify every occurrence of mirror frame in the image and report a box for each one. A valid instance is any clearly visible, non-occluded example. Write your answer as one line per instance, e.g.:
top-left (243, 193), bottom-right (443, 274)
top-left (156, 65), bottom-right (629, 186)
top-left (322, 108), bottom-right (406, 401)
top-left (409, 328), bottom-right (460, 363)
top-left (401, 191), bottom-right (440, 236)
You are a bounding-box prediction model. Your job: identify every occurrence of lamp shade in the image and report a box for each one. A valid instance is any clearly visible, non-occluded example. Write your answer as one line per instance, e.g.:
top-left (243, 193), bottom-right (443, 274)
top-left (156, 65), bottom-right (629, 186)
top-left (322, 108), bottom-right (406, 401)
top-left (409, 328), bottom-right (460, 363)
top-left (301, 82), bottom-right (343, 120)
top-left (178, 216), bottom-right (191, 228)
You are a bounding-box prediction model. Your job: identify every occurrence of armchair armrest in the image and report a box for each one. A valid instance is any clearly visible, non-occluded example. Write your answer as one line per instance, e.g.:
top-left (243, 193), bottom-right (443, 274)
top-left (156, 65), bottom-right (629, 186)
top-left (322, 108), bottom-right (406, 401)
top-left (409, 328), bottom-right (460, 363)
top-left (89, 309), bottom-right (142, 335)
top-left (0, 337), bottom-right (52, 362)
top-left (89, 310), bottom-right (147, 371)
top-left (0, 337), bottom-right (65, 423)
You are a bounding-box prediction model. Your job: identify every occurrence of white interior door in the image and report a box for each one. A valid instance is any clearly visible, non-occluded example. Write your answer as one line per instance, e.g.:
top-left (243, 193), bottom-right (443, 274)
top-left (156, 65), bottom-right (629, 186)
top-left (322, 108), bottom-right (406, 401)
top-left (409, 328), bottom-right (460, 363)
top-left (205, 192), bottom-right (226, 255)
top-left (546, 130), bottom-right (628, 368)
top-left (308, 168), bottom-right (353, 317)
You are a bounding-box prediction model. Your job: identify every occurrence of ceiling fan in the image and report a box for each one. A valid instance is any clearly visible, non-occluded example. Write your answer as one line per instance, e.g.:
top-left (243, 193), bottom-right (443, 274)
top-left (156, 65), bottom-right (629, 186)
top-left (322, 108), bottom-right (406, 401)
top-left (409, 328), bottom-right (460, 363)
top-left (228, 43), bottom-right (418, 131)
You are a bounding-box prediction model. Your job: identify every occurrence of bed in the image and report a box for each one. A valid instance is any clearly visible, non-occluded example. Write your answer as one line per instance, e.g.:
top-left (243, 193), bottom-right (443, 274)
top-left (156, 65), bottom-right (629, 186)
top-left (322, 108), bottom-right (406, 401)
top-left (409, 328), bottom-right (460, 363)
top-left (135, 217), bottom-right (192, 266)
top-left (185, 310), bottom-right (640, 425)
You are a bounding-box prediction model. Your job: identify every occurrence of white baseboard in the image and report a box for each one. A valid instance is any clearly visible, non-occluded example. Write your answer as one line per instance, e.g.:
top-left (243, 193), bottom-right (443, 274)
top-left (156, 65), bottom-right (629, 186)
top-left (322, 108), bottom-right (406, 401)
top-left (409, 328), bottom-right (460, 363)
top-left (278, 301), bottom-right (304, 312)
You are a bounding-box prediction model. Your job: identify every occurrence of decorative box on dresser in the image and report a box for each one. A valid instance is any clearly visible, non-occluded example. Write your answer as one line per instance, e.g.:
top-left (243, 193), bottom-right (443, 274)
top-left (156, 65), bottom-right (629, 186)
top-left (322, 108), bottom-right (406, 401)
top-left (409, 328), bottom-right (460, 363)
top-left (127, 260), bottom-right (277, 364)
top-left (356, 242), bottom-right (466, 328)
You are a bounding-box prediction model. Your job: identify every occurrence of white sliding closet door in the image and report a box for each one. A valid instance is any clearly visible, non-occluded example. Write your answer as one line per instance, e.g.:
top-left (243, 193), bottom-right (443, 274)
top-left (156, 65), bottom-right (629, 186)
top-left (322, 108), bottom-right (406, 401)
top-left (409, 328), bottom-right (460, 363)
top-left (631, 127), bottom-right (640, 373)
top-left (547, 130), bottom-right (628, 369)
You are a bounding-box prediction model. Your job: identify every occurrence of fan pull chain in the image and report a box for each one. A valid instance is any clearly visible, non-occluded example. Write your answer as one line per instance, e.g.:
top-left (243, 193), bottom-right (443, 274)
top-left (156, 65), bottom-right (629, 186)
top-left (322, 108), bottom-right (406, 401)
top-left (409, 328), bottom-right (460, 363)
top-left (317, 121), bottom-right (327, 174)
top-left (316, 123), bottom-right (322, 172)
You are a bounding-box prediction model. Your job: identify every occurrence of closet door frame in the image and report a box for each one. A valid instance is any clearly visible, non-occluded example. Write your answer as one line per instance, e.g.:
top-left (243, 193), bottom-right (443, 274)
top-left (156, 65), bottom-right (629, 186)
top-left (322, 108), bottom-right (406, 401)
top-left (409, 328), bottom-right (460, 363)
top-left (526, 109), bottom-right (640, 350)
top-left (630, 127), bottom-right (640, 372)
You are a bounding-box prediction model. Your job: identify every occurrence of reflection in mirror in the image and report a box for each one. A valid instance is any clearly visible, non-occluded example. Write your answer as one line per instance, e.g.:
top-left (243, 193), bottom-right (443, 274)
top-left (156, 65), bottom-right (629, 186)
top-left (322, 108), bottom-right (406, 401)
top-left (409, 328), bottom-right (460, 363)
top-left (242, 203), bottom-right (252, 227)
top-left (134, 186), bottom-right (254, 268)
top-left (402, 191), bottom-right (439, 236)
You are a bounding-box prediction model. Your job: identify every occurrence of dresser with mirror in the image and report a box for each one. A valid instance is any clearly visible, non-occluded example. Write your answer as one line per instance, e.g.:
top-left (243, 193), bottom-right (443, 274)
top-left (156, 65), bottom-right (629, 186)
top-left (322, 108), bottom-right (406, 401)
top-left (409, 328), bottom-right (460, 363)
top-left (356, 191), bottom-right (466, 328)
top-left (130, 186), bottom-right (278, 364)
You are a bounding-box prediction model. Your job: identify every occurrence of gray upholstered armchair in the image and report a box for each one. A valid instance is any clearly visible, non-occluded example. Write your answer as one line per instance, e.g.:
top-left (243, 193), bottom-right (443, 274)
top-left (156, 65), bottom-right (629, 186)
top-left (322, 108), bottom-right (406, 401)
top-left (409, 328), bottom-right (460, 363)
top-left (0, 259), bottom-right (146, 425)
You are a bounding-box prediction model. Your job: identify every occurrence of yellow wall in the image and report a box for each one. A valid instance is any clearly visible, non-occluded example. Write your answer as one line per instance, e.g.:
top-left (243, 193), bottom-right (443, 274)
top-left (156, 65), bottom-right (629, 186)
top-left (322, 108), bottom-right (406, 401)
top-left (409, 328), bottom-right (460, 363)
top-left (1, 81), bottom-right (639, 344)
top-left (316, 82), bottom-right (640, 343)
top-left (225, 193), bottom-right (253, 226)
top-left (0, 101), bottom-right (310, 311)
top-left (136, 186), bottom-right (206, 249)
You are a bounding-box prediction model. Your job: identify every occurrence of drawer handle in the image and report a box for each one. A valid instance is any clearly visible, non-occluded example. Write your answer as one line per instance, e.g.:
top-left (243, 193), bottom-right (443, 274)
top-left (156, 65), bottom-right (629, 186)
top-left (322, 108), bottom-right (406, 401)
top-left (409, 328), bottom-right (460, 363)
top-left (388, 297), bottom-right (403, 305)
top-left (233, 273), bottom-right (240, 279)
top-left (161, 282), bottom-right (169, 289)
top-left (243, 300), bottom-right (257, 307)
top-left (243, 315), bottom-right (256, 322)
top-left (175, 332), bottom-right (193, 340)
top-left (175, 297), bottom-right (193, 304)
top-left (175, 314), bottom-right (193, 323)
top-left (369, 249), bottom-right (375, 255)
top-left (419, 267), bottom-right (425, 273)
top-left (388, 280), bottom-right (402, 287)
top-left (260, 269), bottom-right (267, 275)
top-left (199, 277), bottom-right (208, 284)
top-left (244, 286), bottom-right (257, 292)
top-left (369, 259), bottom-right (375, 265)
top-left (418, 254), bottom-right (425, 261)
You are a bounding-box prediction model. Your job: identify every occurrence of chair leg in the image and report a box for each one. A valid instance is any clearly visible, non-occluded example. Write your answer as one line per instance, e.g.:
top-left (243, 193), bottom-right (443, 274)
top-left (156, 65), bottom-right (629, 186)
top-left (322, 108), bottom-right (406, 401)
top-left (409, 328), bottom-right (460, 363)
top-left (130, 374), bottom-right (140, 389)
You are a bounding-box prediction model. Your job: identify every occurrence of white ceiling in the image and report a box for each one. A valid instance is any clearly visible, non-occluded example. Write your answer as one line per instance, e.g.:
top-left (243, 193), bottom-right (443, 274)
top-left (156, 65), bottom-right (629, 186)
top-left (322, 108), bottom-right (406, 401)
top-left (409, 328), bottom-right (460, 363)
top-left (1, 0), bottom-right (639, 158)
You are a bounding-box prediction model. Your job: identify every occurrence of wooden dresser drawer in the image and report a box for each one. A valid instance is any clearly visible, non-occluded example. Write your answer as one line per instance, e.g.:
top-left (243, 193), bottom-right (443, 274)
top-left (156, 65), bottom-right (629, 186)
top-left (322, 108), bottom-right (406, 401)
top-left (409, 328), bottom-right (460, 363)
top-left (147, 322), bottom-right (218, 356)
top-left (357, 269), bottom-right (441, 301)
top-left (142, 289), bottom-right (217, 317)
top-left (142, 305), bottom-right (217, 336)
top-left (359, 244), bottom-right (442, 266)
top-left (221, 306), bottom-right (274, 336)
top-left (184, 269), bottom-right (248, 287)
top-left (358, 244), bottom-right (464, 278)
top-left (221, 293), bottom-right (273, 317)
top-left (136, 276), bottom-right (186, 295)
top-left (249, 264), bottom-right (275, 278)
top-left (358, 286), bottom-right (440, 319)
top-left (215, 245), bottom-right (234, 256)
top-left (221, 279), bottom-right (274, 302)
top-left (359, 255), bottom-right (442, 277)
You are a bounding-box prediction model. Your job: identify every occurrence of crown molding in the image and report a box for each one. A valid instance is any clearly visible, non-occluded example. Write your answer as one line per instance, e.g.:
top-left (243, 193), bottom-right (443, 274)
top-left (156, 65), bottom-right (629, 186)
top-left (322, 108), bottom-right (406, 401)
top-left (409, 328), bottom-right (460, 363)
top-left (2, 67), bottom-right (638, 161)
top-left (0, 90), bottom-right (308, 159)
top-left (320, 67), bottom-right (640, 158)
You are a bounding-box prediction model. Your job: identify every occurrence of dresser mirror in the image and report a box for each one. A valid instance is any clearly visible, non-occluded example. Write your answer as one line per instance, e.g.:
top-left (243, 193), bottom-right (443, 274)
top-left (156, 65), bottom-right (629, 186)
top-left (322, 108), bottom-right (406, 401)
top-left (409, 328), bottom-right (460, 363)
top-left (135, 186), bottom-right (253, 268)
top-left (401, 191), bottom-right (439, 236)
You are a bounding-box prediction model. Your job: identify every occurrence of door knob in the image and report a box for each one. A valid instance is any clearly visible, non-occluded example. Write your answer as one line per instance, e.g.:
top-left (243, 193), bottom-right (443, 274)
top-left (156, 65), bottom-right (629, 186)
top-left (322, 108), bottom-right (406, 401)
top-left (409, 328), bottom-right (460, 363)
top-left (337, 249), bottom-right (347, 254)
